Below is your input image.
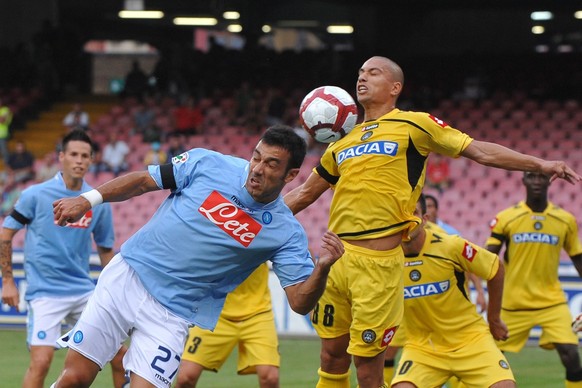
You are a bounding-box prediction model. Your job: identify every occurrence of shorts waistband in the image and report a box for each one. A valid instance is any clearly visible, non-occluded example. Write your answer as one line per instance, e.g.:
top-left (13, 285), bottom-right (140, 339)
top-left (342, 240), bottom-right (403, 258)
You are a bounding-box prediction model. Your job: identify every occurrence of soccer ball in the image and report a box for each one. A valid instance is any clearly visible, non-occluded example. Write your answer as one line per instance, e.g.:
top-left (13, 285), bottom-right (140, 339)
top-left (572, 314), bottom-right (582, 333)
top-left (299, 86), bottom-right (358, 143)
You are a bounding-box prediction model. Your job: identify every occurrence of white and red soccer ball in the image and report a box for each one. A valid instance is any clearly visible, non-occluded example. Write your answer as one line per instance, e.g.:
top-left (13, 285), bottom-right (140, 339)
top-left (299, 86), bottom-right (358, 143)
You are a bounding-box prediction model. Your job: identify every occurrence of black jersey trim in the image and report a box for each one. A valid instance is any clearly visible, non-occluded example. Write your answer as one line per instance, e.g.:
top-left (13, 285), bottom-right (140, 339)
top-left (379, 118), bottom-right (431, 136)
top-left (502, 301), bottom-right (567, 312)
top-left (337, 220), bottom-right (415, 238)
top-left (490, 232), bottom-right (506, 242)
top-left (315, 164), bottom-right (339, 185)
top-left (160, 163), bottom-right (177, 190)
top-left (406, 136), bottom-right (426, 190)
top-left (454, 270), bottom-right (470, 301)
top-left (10, 210), bottom-right (31, 225)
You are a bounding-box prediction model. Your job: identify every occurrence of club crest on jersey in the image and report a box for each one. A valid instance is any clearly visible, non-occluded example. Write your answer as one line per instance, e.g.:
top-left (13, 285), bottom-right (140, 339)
top-left (199, 191), bottom-right (262, 247)
top-left (499, 360), bottom-right (509, 369)
top-left (57, 210), bottom-right (93, 229)
top-left (361, 131), bottom-right (373, 141)
top-left (428, 114), bottom-right (449, 128)
top-left (462, 242), bottom-right (477, 262)
top-left (533, 221), bottom-right (543, 230)
top-left (409, 270), bottom-right (421, 281)
top-left (512, 233), bottom-right (558, 245)
top-left (172, 152), bottom-right (189, 164)
top-left (362, 329), bottom-right (376, 344)
top-left (404, 280), bottom-right (450, 299)
top-left (381, 326), bottom-right (398, 347)
top-left (336, 141), bottom-right (398, 165)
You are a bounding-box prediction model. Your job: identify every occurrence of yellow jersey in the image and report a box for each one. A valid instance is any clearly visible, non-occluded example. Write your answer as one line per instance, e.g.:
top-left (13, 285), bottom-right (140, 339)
top-left (221, 262), bottom-right (272, 321)
top-left (486, 201), bottom-right (582, 310)
top-left (316, 109), bottom-right (472, 240)
top-left (403, 229), bottom-right (499, 352)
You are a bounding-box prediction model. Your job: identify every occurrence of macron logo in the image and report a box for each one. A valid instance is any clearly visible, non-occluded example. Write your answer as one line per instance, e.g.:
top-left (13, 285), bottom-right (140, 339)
top-left (199, 191), bottom-right (262, 247)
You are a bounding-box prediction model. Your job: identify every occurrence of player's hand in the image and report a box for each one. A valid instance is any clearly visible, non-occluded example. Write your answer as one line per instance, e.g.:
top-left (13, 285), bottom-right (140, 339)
top-left (1, 279), bottom-right (20, 311)
top-left (53, 197), bottom-right (91, 226)
top-left (541, 160), bottom-right (581, 184)
top-left (317, 230), bottom-right (344, 269)
top-left (488, 316), bottom-right (509, 341)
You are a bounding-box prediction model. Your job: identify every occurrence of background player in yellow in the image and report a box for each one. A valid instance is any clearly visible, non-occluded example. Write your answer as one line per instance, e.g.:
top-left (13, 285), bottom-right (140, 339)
top-left (486, 171), bottom-right (582, 387)
top-left (285, 55), bottom-right (579, 388)
top-left (175, 263), bottom-right (279, 388)
top-left (389, 194), bottom-right (515, 387)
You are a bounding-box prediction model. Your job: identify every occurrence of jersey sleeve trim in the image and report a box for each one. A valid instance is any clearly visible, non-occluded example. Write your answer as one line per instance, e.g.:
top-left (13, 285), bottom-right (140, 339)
top-left (9, 210), bottom-right (31, 225)
top-left (315, 164), bottom-right (338, 185)
top-left (160, 163), bottom-right (177, 190)
top-left (489, 232), bottom-right (506, 243)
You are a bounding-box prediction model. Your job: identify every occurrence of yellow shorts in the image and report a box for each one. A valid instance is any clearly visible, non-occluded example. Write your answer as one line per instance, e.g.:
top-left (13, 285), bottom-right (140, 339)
top-left (311, 241), bottom-right (404, 357)
top-left (497, 303), bottom-right (578, 352)
top-left (389, 316), bottom-right (407, 348)
top-left (391, 333), bottom-right (515, 387)
top-left (181, 310), bottom-right (280, 374)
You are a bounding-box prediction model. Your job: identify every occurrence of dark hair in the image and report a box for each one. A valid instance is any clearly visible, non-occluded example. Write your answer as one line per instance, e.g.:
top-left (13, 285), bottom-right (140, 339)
top-left (418, 194), bottom-right (427, 216)
top-left (261, 124), bottom-right (306, 171)
top-left (61, 129), bottom-right (93, 153)
top-left (424, 194), bottom-right (438, 210)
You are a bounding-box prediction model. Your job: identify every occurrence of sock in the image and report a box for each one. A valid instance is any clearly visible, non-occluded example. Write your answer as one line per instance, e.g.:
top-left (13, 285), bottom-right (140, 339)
top-left (565, 381), bottom-right (582, 388)
top-left (316, 368), bottom-right (351, 388)
top-left (567, 368), bottom-right (582, 387)
top-left (49, 384), bottom-right (57, 388)
top-left (384, 358), bottom-right (395, 384)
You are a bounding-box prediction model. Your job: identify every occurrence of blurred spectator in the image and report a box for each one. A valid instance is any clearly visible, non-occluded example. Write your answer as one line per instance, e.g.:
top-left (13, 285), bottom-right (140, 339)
top-left (6, 140), bottom-right (35, 187)
top-left (0, 97), bottom-right (13, 164)
top-left (265, 87), bottom-right (287, 126)
top-left (426, 153), bottom-right (452, 193)
top-left (143, 141), bottom-right (167, 166)
top-left (133, 98), bottom-right (157, 136)
top-left (166, 133), bottom-right (186, 160)
top-left (0, 181), bottom-right (25, 217)
top-left (123, 60), bottom-right (149, 102)
top-left (172, 96), bottom-right (204, 136)
top-left (62, 102), bottom-right (90, 131)
top-left (102, 133), bottom-right (129, 176)
top-left (88, 142), bottom-right (107, 178)
top-left (35, 151), bottom-right (59, 182)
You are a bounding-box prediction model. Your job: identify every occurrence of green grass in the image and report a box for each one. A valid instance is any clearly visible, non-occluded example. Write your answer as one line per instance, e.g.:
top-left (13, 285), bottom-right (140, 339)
top-left (0, 329), bottom-right (568, 387)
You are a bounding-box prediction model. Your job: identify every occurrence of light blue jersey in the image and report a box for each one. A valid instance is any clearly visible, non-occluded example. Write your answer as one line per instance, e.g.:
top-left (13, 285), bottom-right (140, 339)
top-left (3, 173), bottom-right (114, 300)
top-left (121, 148), bottom-right (314, 330)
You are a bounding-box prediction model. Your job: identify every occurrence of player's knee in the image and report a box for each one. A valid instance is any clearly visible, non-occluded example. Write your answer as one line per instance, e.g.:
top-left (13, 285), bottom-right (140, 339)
top-left (56, 368), bottom-right (94, 387)
top-left (175, 369), bottom-right (200, 388)
top-left (257, 366), bottom-right (279, 388)
top-left (28, 353), bottom-right (53, 377)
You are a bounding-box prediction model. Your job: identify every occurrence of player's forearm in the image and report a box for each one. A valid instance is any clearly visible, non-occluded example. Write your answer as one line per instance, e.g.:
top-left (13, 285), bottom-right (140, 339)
top-left (462, 140), bottom-right (544, 172)
top-left (283, 173), bottom-right (328, 215)
top-left (96, 171), bottom-right (159, 203)
top-left (285, 263), bottom-right (331, 315)
top-left (0, 230), bottom-right (14, 281)
top-left (486, 261), bottom-right (505, 321)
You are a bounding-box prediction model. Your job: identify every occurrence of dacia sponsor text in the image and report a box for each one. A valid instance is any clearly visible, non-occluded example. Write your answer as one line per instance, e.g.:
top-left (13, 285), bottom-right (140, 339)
top-left (404, 280), bottom-right (450, 299)
top-left (337, 141), bottom-right (398, 165)
top-left (512, 233), bottom-right (559, 245)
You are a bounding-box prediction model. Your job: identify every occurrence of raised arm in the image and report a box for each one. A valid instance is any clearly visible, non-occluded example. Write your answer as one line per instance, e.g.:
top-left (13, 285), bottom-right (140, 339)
top-left (485, 257), bottom-right (508, 341)
top-left (54, 171), bottom-right (160, 226)
top-left (0, 227), bottom-right (20, 310)
top-left (284, 171), bottom-right (330, 215)
top-left (283, 231), bottom-right (344, 315)
top-left (461, 140), bottom-right (581, 184)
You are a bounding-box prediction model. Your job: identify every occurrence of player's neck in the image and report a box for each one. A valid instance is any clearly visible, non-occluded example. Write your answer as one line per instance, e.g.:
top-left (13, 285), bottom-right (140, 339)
top-left (525, 197), bottom-right (548, 213)
top-left (363, 104), bottom-right (396, 121)
top-left (63, 175), bottom-right (84, 191)
top-left (402, 228), bottom-right (426, 255)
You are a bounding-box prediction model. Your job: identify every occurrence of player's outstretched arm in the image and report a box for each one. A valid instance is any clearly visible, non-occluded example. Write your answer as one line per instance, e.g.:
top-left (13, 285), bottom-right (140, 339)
top-left (53, 171), bottom-right (160, 226)
top-left (0, 227), bottom-right (20, 310)
top-left (284, 172), bottom-right (330, 215)
top-left (283, 230), bottom-right (344, 315)
top-left (486, 257), bottom-right (508, 341)
top-left (461, 140), bottom-right (581, 184)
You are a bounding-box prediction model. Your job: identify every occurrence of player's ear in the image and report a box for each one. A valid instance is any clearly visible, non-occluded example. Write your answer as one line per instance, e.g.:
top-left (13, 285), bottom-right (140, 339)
top-left (391, 81), bottom-right (403, 97)
top-left (284, 168), bottom-right (300, 183)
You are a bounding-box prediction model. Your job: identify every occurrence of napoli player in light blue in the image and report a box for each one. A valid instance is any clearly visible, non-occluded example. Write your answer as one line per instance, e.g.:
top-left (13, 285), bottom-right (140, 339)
top-left (50, 124), bottom-right (345, 388)
top-left (0, 130), bottom-right (127, 388)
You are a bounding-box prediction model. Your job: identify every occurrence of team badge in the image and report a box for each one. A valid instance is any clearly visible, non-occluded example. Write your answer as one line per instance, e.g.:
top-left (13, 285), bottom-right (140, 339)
top-left (361, 131), bottom-right (373, 141)
top-left (262, 212), bottom-right (273, 224)
top-left (73, 330), bottom-right (84, 344)
top-left (534, 221), bottom-right (543, 230)
top-left (409, 270), bottom-right (421, 281)
top-left (172, 152), bottom-right (189, 164)
top-left (499, 360), bottom-right (509, 369)
top-left (37, 331), bottom-right (46, 340)
top-left (361, 329), bottom-right (376, 344)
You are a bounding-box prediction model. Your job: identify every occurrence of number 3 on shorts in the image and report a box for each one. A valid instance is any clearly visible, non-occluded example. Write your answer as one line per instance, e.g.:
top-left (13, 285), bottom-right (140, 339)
top-left (151, 345), bottom-right (181, 381)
